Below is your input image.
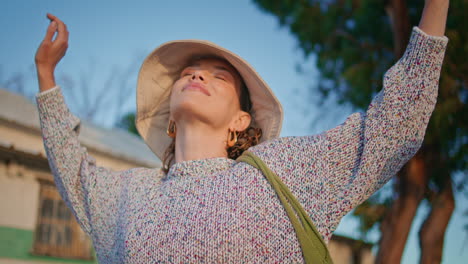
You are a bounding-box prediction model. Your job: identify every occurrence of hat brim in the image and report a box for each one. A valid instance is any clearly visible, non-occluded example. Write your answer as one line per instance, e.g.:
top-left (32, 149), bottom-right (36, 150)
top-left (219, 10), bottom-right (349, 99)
top-left (136, 40), bottom-right (283, 161)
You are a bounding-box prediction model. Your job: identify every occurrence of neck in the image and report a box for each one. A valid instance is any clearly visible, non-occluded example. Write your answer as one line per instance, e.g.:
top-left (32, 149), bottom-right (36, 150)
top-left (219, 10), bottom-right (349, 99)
top-left (174, 121), bottom-right (229, 164)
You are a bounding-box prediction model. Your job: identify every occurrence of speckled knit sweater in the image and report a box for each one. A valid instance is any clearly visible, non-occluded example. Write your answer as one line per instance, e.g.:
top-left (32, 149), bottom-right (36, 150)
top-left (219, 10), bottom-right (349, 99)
top-left (36, 27), bottom-right (447, 263)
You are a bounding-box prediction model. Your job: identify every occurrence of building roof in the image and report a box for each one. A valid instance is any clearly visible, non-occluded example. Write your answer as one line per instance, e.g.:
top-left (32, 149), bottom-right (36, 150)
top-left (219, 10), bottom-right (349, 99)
top-left (0, 88), bottom-right (161, 168)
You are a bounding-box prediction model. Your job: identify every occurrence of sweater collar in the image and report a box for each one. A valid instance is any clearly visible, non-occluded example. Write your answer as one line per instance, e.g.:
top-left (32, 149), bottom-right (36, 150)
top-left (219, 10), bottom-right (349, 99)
top-left (167, 157), bottom-right (236, 178)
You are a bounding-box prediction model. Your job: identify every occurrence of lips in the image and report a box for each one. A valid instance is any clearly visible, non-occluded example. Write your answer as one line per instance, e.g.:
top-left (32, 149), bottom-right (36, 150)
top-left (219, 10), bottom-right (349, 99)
top-left (182, 82), bottom-right (211, 96)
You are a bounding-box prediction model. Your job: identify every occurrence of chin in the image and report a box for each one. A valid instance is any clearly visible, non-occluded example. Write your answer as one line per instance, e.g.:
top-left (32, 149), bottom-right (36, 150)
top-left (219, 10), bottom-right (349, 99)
top-left (170, 97), bottom-right (214, 123)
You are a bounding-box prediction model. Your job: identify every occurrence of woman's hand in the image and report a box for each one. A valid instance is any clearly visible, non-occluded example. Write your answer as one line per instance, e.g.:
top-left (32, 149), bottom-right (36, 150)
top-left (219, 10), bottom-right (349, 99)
top-left (35, 13), bottom-right (69, 92)
top-left (419, 0), bottom-right (449, 36)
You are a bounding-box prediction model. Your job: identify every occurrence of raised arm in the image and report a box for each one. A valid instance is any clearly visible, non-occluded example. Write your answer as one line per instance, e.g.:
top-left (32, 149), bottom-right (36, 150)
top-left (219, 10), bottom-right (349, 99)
top-left (249, 1), bottom-right (449, 242)
top-left (33, 15), bottom-right (152, 251)
top-left (419, 0), bottom-right (449, 37)
top-left (34, 14), bottom-right (117, 237)
top-left (318, 1), bottom-right (450, 224)
top-left (33, 15), bottom-right (168, 259)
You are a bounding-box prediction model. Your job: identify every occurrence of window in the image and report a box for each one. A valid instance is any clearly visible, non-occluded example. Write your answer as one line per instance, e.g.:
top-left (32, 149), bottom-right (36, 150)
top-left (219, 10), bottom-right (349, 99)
top-left (33, 180), bottom-right (93, 260)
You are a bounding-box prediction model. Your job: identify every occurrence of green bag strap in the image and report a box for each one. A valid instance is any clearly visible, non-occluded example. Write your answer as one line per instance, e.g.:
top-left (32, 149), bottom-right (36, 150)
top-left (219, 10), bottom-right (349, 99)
top-left (237, 151), bottom-right (333, 264)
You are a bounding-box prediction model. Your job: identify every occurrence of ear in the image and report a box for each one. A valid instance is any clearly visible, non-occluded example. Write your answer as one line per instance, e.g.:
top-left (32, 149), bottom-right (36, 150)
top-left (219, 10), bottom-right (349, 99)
top-left (230, 110), bottom-right (251, 132)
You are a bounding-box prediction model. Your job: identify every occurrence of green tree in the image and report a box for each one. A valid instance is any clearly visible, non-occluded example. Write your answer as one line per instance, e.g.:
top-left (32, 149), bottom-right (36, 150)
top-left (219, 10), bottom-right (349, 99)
top-left (116, 112), bottom-right (139, 136)
top-left (252, 0), bottom-right (467, 263)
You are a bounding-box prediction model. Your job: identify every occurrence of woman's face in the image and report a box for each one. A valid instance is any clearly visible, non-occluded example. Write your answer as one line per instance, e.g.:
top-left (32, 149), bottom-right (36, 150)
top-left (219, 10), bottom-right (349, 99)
top-left (170, 58), bottom-right (247, 130)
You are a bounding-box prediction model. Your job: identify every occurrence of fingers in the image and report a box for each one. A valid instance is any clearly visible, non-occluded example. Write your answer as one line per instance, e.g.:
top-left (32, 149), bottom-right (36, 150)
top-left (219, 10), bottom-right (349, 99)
top-left (56, 20), bottom-right (69, 43)
top-left (43, 20), bottom-right (57, 43)
top-left (45, 13), bottom-right (69, 44)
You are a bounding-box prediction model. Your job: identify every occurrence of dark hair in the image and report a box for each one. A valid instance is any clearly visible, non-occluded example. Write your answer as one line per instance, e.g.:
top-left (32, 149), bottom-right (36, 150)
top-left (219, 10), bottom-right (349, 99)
top-left (162, 57), bottom-right (262, 173)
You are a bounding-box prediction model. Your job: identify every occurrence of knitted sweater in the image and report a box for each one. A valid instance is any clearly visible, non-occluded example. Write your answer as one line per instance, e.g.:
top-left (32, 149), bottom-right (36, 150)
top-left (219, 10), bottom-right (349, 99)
top-left (36, 27), bottom-right (447, 263)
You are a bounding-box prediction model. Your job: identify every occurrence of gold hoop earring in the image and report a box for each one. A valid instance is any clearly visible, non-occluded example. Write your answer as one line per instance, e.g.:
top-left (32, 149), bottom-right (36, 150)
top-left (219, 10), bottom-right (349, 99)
top-left (167, 120), bottom-right (176, 138)
top-left (227, 129), bottom-right (238, 147)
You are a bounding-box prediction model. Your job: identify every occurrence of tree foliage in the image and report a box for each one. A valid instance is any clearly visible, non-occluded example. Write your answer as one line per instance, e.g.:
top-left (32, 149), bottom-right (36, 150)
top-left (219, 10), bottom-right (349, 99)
top-left (117, 112), bottom-right (138, 136)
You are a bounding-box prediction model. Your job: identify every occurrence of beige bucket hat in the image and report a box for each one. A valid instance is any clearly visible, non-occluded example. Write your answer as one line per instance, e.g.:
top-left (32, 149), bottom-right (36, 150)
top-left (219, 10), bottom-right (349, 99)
top-left (135, 40), bottom-right (284, 161)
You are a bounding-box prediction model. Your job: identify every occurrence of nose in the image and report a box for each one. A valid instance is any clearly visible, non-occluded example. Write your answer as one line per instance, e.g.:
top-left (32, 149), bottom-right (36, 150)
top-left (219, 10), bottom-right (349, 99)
top-left (191, 71), bottom-right (205, 81)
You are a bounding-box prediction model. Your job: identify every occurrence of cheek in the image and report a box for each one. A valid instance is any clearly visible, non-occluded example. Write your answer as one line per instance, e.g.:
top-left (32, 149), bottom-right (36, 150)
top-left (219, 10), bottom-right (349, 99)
top-left (169, 81), bottom-right (183, 111)
top-left (223, 83), bottom-right (241, 105)
top-left (213, 84), bottom-right (240, 112)
top-left (171, 79), bottom-right (183, 94)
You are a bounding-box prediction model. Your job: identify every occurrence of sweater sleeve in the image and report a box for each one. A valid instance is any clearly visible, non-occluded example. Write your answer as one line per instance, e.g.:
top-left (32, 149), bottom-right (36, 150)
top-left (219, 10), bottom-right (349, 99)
top-left (36, 86), bottom-right (123, 236)
top-left (249, 26), bottom-right (448, 240)
top-left (324, 26), bottom-right (448, 207)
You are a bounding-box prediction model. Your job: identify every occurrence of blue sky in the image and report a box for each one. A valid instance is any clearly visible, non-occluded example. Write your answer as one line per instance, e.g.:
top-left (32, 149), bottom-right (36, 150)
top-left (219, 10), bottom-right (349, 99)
top-left (1, 0), bottom-right (467, 263)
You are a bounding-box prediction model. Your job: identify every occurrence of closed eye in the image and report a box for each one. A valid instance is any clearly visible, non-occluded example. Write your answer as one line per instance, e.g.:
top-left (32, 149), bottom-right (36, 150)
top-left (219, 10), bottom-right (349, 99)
top-left (180, 69), bottom-right (193, 78)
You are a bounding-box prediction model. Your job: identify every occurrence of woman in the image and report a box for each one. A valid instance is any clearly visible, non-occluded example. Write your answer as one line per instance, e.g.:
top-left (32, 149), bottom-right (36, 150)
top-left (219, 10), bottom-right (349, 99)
top-left (35, 0), bottom-right (449, 263)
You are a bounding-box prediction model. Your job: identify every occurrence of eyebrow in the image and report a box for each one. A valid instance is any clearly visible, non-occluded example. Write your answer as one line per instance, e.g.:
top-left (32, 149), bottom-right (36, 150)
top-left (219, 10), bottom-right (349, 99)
top-left (213, 65), bottom-right (231, 73)
top-left (187, 63), bottom-right (235, 78)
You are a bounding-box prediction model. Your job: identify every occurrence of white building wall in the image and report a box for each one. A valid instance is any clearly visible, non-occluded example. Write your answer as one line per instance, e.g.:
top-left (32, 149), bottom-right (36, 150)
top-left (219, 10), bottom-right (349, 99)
top-left (0, 162), bottom-right (40, 231)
